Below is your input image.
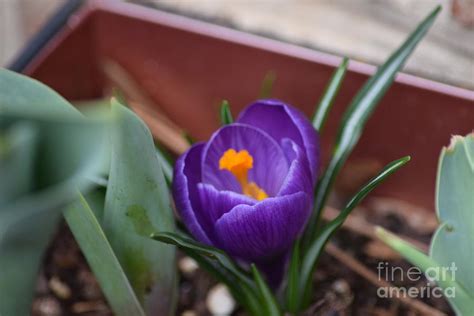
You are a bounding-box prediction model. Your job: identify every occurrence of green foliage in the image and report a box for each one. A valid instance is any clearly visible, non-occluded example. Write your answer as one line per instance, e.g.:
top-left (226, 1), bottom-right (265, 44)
top-left (103, 99), bottom-right (177, 315)
top-left (220, 100), bottom-right (233, 125)
top-left (251, 264), bottom-right (281, 316)
top-left (312, 57), bottom-right (349, 133)
top-left (377, 134), bottom-right (474, 315)
top-left (0, 68), bottom-right (79, 119)
top-left (305, 5), bottom-right (441, 243)
top-left (285, 240), bottom-right (301, 313)
top-left (0, 69), bottom-right (107, 315)
top-left (0, 70), bottom-right (177, 316)
top-left (297, 157), bottom-right (410, 308)
top-left (64, 193), bottom-right (145, 316)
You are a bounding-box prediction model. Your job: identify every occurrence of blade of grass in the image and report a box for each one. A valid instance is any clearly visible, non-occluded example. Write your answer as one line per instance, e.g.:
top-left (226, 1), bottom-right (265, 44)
top-left (285, 240), bottom-right (301, 313)
top-left (312, 57), bottom-right (349, 133)
top-left (305, 6), bottom-right (441, 242)
top-left (251, 264), bottom-right (281, 316)
top-left (64, 193), bottom-right (146, 316)
top-left (151, 232), bottom-right (252, 286)
top-left (299, 157), bottom-right (410, 310)
top-left (220, 100), bottom-right (233, 125)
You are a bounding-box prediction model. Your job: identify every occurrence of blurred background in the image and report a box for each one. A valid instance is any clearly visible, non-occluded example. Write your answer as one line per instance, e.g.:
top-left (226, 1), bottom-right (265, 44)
top-left (1, 0), bottom-right (473, 89)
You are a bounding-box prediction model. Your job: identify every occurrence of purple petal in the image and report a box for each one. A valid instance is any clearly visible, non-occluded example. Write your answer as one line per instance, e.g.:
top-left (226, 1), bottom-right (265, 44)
top-left (197, 182), bottom-right (255, 226)
top-left (278, 139), bottom-right (313, 196)
top-left (214, 191), bottom-right (311, 262)
top-left (172, 143), bottom-right (213, 245)
top-left (201, 123), bottom-right (289, 196)
top-left (237, 99), bottom-right (319, 182)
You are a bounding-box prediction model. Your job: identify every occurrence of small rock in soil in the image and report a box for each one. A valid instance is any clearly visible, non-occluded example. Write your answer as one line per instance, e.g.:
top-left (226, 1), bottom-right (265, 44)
top-left (32, 296), bottom-right (61, 316)
top-left (206, 283), bottom-right (236, 316)
top-left (179, 256), bottom-right (199, 276)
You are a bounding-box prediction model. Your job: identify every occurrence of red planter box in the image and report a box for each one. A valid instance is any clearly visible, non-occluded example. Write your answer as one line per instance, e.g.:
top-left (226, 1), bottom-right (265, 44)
top-left (22, 0), bottom-right (474, 212)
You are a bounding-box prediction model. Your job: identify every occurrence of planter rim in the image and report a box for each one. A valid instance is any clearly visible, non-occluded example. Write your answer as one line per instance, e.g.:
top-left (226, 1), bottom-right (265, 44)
top-left (19, 0), bottom-right (474, 101)
top-left (85, 0), bottom-right (473, 101)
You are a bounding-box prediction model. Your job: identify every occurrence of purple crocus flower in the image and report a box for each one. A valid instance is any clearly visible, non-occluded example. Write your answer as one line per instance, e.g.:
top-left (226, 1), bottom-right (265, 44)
top-left (173, 99), bottom-right (319, 283)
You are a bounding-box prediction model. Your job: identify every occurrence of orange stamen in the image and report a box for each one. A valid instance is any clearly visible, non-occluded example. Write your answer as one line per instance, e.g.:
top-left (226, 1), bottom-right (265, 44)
top-left (219, 149), bottom-right (268, 200)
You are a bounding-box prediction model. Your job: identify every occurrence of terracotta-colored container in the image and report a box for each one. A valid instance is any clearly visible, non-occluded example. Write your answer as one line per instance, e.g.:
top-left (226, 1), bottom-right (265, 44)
top-left (17, 0), bottom-right (474, 212)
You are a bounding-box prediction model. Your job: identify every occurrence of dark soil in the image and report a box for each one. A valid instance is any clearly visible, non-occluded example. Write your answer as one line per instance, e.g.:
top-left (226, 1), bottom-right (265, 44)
top-left (32, 201), bottom-right (453, 316)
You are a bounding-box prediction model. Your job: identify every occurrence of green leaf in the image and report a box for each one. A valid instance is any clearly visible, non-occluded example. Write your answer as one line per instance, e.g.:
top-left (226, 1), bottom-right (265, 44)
top-left (251, 264), bottom-right (281, 316)
top-left (0, 123), bottom-right (37, 206)
top-left (103, 99), bottom-right (177, 315)
top-left (299, 157), bottom-right (410, 309)
top-left (0, 119), bottom-right (107, 315)
top-left (376, 227), bottom-right (474, 315)
top-left (433, 134), bottom-right (474, 295)
top-left (285, 240), bottom-right (301, 313)
top-left (151, 231), bottom-right (262, 315)
top-left (0, 69), bottom-right (79, 119)
top-left (64, 193), bottom-right (146, 316)
top-left (259, 71), bottom-right (276, 98)
top-left (377, 133), bottom-right (474, 314)
top-left (312, 57), bottom-right (349, 133)
top-left (0, 71), bottom-right (107, 316)
top-left (151, 231), bottom-right (253, 287)
top-left (305, 6), bottom-right (441, 242)
top-left (220, 100), bottom-right (233, 125)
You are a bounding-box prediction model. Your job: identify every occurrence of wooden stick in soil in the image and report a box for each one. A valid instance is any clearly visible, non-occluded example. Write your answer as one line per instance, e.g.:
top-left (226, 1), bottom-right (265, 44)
top-left (325, 242), bottom-right (446, 316)
top-left (323, 206), bottom-right (429, 253)
top-left (101, 59), bottom-right (190, 155)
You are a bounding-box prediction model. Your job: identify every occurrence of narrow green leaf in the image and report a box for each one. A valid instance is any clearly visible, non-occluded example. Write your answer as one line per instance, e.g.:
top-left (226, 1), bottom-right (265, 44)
top-left (306, 6), bottom-right (441, 241)
top-left (151, 232), bottom-right (252, 285)
top-left (286, 240), bottom-right (301, 313)
top-left (312, 57), bottom-right (349, 133)
top-left (64, 193), bottom-right (146, 316)
top-left (103, 99), bottom-right (177, 315)
top-left (299, 157), bottom-right (410, 309)
top-left (251, 264), bottom-right (281, 316)
top-left (151, 231), bottom-right (262, 315)
top-left (376, 227), bottom-right (474, 315)
top-left (220, 100), bottom-right (233, 125)
top-left (259, 71), bottom-right (277, 98)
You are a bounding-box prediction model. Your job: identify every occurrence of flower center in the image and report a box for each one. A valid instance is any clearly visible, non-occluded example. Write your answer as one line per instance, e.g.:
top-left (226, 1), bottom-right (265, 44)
top-left (219, 149), bottom-right (268, 201)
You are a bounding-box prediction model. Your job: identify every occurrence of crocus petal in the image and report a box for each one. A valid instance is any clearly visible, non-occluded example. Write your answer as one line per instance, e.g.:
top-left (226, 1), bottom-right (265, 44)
top-left (214, 191), bottom-right (311, 262)
top-left (237, 99), bottom-right (319, 182)
top-left (278, 139), bottom-right (313, 196)
top-left (172, 143), bottom-right (212, 245)
top-left (197, 182), bottom-right (255, 226)
top-left (202, 123), bottom-right (289, 196)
